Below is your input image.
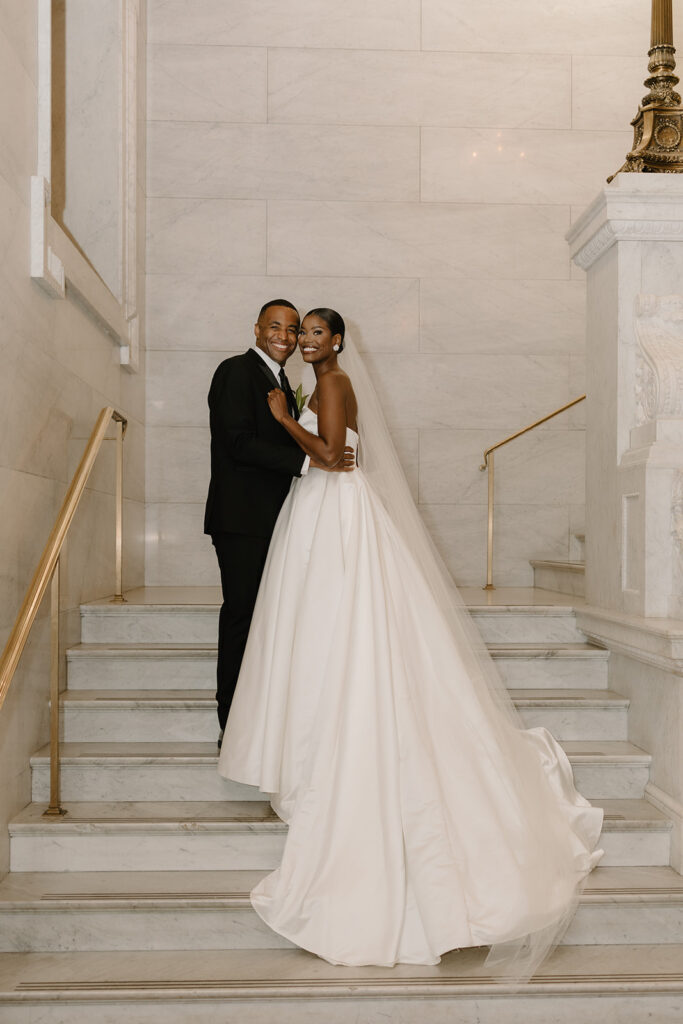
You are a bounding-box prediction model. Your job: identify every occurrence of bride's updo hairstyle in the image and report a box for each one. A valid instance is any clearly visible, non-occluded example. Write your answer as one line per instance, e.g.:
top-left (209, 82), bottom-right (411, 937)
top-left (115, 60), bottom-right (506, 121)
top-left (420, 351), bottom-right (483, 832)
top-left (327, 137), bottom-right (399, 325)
top-left (304, 308), bottom-right (345, 352)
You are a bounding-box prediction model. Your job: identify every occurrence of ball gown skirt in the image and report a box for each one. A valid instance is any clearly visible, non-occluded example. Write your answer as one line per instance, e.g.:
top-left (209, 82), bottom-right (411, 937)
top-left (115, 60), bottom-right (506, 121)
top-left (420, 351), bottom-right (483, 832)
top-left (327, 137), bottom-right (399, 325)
top-left (218, 410), bottom-right (603, 968)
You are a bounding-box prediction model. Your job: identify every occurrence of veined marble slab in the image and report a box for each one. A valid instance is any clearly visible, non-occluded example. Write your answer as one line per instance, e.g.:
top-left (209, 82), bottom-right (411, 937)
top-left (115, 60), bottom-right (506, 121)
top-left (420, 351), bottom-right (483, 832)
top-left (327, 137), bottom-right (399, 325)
top-left (67, 645), bottom-right (217, 690)
top-left (532, 560), bottom-right (586, 598)
top-left (489, 643), bottom-right (609, 689)
top-left (9, 796), bottom-right (669, 872)
top-left (79, 591), bottom-right (587, 646)
top-left (467, 608), bottom-right (586, 644)
top-left (2, 945), bottom-right (683, 1024)
top-left (1, 865), bottom-right (681, 953)
top-left (28, 740), bottom-right (652, 803)
top-left (59, 687), bottom-right (628, 744)
top-left (66, 641), bottom-right (609, 694)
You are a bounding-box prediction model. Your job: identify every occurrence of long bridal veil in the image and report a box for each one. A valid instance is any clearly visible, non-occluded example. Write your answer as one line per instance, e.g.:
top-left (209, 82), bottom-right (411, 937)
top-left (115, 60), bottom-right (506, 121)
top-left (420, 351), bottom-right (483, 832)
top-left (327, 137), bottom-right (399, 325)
top-left (341, 336), bottom-right (601, 980)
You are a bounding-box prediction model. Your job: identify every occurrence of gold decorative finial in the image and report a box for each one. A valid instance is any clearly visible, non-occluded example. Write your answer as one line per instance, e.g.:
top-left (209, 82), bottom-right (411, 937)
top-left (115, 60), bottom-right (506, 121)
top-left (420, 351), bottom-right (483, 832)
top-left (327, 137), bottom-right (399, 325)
top-left (609, 0), bottom-right (683, 180)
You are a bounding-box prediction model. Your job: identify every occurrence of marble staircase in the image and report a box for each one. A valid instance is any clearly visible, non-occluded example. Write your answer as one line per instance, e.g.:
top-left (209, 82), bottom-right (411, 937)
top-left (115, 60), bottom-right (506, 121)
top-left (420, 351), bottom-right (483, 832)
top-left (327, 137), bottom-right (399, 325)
top-left (1, 587), bottom-right (682, 1022)
top-left (531, 559), bottom-right (586, 597)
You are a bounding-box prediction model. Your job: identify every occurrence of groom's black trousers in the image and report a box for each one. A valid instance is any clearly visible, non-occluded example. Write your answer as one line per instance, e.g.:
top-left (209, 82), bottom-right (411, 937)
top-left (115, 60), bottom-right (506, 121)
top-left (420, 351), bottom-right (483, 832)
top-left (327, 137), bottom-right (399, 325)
top-left (212, 532), bottom-right (271, 730)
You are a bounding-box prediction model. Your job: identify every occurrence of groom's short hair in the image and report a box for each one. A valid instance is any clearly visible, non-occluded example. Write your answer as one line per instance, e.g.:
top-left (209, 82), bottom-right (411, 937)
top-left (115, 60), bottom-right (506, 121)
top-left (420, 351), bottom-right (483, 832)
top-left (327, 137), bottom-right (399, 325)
top-left (258, 299), bottom-right (299, 320)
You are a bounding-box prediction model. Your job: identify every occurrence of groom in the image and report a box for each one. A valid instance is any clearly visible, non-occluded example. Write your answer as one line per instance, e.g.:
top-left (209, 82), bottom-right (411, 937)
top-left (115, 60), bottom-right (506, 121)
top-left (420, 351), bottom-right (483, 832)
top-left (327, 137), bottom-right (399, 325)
top-left (204, 299), bottom-right (353, 747)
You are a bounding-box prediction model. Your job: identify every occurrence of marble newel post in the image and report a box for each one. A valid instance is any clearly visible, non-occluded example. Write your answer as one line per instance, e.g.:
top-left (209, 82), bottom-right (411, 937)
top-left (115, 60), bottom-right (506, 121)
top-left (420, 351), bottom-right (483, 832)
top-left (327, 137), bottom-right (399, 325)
top-left (568, 177), bottom-right (683, 872)
top-left (567, 175), bottom-right (683, 620)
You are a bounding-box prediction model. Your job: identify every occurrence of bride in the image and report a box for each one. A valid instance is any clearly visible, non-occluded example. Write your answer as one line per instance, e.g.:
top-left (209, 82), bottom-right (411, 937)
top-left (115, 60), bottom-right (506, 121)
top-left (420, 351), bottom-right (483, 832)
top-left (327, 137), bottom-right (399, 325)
top-left (218, 307), bottom-right (603, 974)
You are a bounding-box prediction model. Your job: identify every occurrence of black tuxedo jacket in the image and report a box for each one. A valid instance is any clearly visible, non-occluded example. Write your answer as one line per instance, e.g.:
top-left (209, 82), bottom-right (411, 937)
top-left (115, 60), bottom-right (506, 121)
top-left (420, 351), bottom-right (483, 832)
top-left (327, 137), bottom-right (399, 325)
top-left (204, 349), bottom-right (306, 538)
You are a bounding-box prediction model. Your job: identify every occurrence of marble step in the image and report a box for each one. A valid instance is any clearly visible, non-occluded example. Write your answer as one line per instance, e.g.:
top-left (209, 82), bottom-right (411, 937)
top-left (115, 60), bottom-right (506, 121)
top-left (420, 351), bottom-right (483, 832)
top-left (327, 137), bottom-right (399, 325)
top-left (531, 560), bottom-right (586, 598)
top-left (66, 644), bottom-right (217, 690)
top-left (489, 642), bottom-right (609, 689)
top-left (66, 640), bottom-right (611, 692)
top-left (60, 688), bottom-right (629, 743)
top-left (80, 600), bottom-right (220, 645)
top-left (1, 865), bottom-right (682, 954)
top-left (465, 600), bottom-right (585, 644)
top-left (29, 740), bottom-right (653, 803)
top-left (80, 594), bottom-right (586, 646)
top-left (2, 945), bottom-right (683, 1024)
top-left (9, 799), bottom-right (671, 873)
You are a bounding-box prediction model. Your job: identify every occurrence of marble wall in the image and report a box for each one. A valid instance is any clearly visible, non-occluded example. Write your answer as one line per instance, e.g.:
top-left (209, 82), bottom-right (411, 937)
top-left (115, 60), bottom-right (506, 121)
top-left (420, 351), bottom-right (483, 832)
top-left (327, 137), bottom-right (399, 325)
top-left (145, 0), bottom-right (655, 587)
top-left (0, 2), bottom-right (147, 875)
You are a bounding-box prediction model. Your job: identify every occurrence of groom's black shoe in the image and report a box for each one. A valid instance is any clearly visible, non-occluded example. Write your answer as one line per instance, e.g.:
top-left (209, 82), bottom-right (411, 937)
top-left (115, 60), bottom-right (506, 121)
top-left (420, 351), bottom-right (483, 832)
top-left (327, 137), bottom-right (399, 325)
top-left (217, 729), bottom-right (224, 752)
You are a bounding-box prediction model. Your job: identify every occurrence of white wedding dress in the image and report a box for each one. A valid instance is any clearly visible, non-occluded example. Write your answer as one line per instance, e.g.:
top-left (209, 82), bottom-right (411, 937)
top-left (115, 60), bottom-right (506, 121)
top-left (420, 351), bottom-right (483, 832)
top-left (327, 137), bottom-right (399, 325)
top-left (218, 404), bottom-right (604, 970)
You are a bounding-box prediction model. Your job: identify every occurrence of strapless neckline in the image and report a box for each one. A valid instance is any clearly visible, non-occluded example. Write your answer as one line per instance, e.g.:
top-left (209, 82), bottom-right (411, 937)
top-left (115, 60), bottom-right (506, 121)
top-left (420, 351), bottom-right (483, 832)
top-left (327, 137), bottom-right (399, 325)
top-left (301, 405), bottom-right (358, 440)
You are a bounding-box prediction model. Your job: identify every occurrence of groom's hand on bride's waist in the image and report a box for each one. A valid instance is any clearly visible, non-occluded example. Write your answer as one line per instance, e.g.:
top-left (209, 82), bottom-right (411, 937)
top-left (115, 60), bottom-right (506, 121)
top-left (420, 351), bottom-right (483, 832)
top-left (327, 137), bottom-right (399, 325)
top-left (311, 446), bottom-right (355, 472)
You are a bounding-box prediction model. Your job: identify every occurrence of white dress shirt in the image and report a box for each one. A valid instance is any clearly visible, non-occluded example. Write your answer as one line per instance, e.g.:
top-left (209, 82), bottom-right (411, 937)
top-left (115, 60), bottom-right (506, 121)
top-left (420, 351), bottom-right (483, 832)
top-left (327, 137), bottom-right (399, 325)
top-left (252, 345), bottom-right (310, 475)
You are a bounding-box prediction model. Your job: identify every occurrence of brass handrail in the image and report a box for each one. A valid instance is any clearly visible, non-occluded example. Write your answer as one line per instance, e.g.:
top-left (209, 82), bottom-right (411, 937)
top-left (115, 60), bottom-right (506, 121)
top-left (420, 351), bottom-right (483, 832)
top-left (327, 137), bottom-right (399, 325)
top-left (0, 406), bottom-right (127, 815)
top-left (479, 395), bottom-right (586, 590)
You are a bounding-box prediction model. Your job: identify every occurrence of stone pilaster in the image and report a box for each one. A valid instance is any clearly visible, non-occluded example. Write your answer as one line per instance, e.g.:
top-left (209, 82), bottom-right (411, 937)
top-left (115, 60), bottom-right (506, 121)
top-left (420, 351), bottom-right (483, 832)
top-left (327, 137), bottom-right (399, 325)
top-left (567, 174), bottom-right (683, 619)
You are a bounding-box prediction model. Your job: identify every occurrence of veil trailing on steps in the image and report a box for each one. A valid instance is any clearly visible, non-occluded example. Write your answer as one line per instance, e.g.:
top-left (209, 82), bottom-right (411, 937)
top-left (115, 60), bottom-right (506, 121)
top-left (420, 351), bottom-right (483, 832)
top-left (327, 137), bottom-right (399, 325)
top-left (340, 336), bottom-right (603, 981)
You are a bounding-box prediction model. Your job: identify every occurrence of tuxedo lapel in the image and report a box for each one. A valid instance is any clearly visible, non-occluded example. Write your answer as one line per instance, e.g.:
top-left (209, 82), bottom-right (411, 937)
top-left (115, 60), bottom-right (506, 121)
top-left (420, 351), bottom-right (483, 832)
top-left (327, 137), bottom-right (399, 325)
top-left (247, 348), bottom-right (299, 420)
top-left (247, 349), bottom-right (280, 391)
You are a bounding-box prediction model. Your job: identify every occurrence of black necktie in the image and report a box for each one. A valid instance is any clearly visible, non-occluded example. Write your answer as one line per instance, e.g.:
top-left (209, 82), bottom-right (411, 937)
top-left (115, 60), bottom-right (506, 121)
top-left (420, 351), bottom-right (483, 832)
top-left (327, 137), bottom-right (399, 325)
top-left (278, 367), bottom-right (298, 420)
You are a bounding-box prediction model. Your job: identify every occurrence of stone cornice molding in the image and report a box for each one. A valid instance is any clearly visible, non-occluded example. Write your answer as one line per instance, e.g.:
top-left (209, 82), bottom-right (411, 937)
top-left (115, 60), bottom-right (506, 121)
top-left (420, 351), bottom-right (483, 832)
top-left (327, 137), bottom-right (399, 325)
top-left (567, 175), bottom-right (683, 270)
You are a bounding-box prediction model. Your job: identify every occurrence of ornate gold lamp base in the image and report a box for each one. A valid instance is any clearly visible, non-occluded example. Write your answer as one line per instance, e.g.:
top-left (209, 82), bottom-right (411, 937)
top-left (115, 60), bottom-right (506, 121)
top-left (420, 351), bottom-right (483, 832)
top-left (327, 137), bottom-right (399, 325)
top-left (609, 6), bottom-right (683, 181)
top-left (610, 106), bottom-right (683, 179)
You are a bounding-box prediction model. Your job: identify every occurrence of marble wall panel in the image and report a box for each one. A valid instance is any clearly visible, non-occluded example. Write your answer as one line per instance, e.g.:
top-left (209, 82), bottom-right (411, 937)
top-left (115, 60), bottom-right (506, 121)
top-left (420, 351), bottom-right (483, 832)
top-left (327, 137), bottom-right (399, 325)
top-left (421, 129), bottom-right (630, 207)
top-left (146, 198), bottom-right (266, 275)
top-left (148, 45), bottom-right (267, 123)
top-left (147, 349), bottom-right (240, 427)
top-left (146, 275), bottom-right (419, 353)
top-left (420, 503), bottom-right (570, 588)
top-left (268, 50), bottom-right (571, 130)
top-left (147, 426), bottom-right (211, 503)
top-left (147, 0), bottom-right (421, 50)
top-left (0, 27), bottom-right (36, 198)
top-left (148, 123), bottom-right (419, 202)
top-left (0, 468), bottom-right (62, 630)
top-left (421, 0), bottom-right (649, 55)
top-left (362, 353), bottom-right (570, 432)
top-left (419, 278), bottom-right (585, 356)
top-left (267, 201), bottom-right (570, 280)
top-left (419, 428), bottom-right (585, 507)
top-left (0, 332), bottom-right (70, 480)
top-left (572, 56), bottom-right (645, 132)
top-left (146, 501), bottom-right (219, 586)
top-left (0, 0), bottom-right (38, 81)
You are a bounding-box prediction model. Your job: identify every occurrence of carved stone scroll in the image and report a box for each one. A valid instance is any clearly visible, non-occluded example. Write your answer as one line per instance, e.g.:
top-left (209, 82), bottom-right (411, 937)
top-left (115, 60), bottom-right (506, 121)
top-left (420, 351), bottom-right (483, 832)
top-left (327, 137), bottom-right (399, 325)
top-left (634, 294), bottom-right (683, 423)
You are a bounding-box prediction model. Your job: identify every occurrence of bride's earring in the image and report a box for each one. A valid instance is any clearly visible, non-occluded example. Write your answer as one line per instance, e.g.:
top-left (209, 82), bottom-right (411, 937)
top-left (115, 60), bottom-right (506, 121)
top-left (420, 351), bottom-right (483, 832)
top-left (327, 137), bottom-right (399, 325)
top-left (333, 344), bottom-right (340, 352)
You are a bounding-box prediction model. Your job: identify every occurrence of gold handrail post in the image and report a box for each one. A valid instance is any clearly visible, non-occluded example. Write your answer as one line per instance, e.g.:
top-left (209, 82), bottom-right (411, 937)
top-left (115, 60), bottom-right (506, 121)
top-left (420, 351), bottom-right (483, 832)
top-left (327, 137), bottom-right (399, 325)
top-left (112, 416), bottom-right (126, 604)
top-left (479, 395), bottom-right (586, 589)
top-left (484, 452), bottom-right (495, 590)
top-left (43, 559), bottom-right (65, 817)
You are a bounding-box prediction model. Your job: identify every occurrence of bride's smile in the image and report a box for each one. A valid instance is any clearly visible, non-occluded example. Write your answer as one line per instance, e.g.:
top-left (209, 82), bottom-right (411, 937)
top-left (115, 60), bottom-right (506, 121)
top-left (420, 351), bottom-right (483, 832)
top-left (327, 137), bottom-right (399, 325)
top-left (298, 315), bottom-right (341, 364)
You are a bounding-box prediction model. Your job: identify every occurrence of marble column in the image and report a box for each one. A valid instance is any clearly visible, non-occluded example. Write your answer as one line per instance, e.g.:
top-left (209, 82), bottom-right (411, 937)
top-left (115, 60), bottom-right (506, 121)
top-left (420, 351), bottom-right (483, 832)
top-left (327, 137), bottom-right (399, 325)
top-left (567, 174), bottom-right (683, 620)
